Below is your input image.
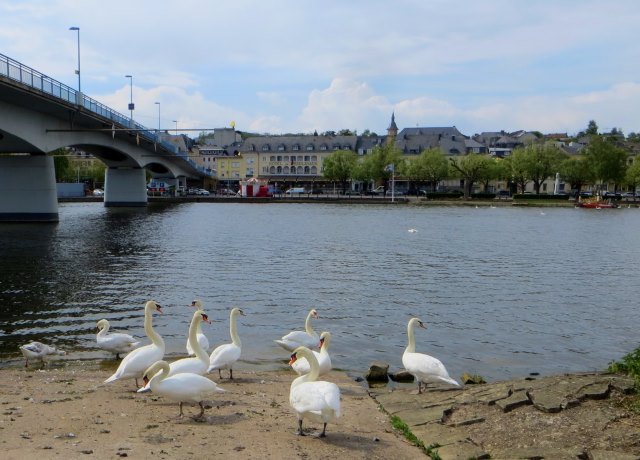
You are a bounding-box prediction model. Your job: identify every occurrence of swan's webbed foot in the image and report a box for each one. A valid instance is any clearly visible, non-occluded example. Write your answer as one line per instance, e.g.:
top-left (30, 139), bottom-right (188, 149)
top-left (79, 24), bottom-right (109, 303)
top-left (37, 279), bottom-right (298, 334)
top-left (318, 423), bottom-right (328, 437)
top-left (229, 369), bottom-right (234, 380)
top-left (296, 419), bottom-right (306, 436)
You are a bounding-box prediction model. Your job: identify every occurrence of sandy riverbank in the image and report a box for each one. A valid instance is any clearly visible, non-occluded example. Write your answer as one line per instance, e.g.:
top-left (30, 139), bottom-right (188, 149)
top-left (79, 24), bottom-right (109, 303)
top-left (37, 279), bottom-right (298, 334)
top-left (0, 359), bottom-right (424, 460)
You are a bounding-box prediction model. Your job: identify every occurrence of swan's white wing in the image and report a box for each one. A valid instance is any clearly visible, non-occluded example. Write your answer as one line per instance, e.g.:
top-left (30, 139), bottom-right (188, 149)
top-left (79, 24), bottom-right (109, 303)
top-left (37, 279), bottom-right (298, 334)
top-left (155, 373), bottom-right (225, 403)
top-left (104, 343), bottom-right (164, 382)
top-left (208, 343), bottom-right (241, 372)
top-left (169, 356), bottom-right (208, 376)
top-left (403, 352), bottom-right (459, 386)
top-left (98, 332), bottom-right (139, 353)
top-left (290, 381), bottom-right (340, 421)
top-left (276, 331), bottom-right (319, 351)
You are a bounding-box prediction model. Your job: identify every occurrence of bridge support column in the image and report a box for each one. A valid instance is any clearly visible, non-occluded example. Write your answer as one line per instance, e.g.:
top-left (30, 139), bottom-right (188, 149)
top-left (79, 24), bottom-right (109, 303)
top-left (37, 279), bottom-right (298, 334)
top-left (104, 168), bottom-right (147, 207)
top-left (0, 155), bottom-right (58, 222)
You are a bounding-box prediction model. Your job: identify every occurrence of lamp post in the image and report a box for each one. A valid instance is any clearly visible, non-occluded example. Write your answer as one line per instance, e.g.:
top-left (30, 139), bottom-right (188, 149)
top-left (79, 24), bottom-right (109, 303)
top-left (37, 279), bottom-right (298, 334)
top-left (124, 75), bottom-right (134, 123)
top-left (154, 102), bottom-right (161, 133)
top-left (173, 120), bottom-right (178, 134)
top-left (69, 26), bottom-right (81, 95)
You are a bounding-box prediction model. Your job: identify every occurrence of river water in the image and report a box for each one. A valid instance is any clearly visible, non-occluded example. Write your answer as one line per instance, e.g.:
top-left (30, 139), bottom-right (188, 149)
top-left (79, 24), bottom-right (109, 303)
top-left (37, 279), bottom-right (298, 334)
top-left (1, 202), bottom-right (638, 381)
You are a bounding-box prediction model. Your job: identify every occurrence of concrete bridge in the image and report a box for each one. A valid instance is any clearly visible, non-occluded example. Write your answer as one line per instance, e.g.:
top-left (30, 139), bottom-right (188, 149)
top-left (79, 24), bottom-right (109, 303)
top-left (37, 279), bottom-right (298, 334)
top-left (0, 53), bottom-right (211, 221)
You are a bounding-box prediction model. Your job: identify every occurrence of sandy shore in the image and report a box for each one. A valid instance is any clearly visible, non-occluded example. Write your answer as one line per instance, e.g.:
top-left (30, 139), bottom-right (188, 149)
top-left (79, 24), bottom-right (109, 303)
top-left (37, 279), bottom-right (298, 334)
top-left (0, 359), bottom-right (423, 460)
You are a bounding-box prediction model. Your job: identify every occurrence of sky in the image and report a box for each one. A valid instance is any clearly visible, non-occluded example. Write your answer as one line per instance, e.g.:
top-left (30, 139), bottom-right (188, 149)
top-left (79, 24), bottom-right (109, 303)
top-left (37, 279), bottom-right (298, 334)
top-left (2, 0), bottom-right (640, 139)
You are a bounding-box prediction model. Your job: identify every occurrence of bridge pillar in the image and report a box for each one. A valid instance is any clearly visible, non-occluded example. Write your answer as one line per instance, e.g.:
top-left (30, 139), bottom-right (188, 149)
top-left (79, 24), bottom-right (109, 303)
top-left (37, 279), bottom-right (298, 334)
top-left (0, 155), bottom-right (58, 222)
top-left (104, 168), bottom-right (147, 207)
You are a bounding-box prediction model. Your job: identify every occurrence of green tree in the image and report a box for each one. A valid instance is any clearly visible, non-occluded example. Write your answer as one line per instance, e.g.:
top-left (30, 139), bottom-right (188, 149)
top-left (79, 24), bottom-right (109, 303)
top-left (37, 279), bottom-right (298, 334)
top-left (513, 144), bottom-right (565, 194)
top-left (506, 151), bottom-right (529, 194)
top-left (558, 157), bottom-right (593, 195)
top-left (449, 154), bottom-right (492, 199)
top-left (401, 148), bottom-right (449, 193)
top-left (586, 120), bottom-right (599, 136)
top-left (481, 157), bottom-right (509, 192)
top-left (584, 136), bottom-right (628, 191)
top-left (322, 149), bottom-right (358, 193)
top-left (624, 158), bottom-right (640, 196)
top-left (50, 148), bottom-right (72, 182)
top-left (357, 143), bottom-right (402, 194)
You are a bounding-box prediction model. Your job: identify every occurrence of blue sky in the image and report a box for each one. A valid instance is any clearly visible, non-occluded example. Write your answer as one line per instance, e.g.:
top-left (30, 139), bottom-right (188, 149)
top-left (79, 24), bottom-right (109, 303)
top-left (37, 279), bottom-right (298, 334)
top-left (2, 0), bottom-right (640, 138)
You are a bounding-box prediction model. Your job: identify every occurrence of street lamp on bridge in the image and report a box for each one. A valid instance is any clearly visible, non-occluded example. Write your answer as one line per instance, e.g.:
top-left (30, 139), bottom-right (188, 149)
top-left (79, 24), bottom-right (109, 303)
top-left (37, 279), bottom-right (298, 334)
top-left (154, 102), bottom-right (161, 133)
top-left (173, 120), bottom-right (178, 134)
top-left (68, 26), bottom-right (81, 94)
top-left (125, 75), bottom-right (134, 123)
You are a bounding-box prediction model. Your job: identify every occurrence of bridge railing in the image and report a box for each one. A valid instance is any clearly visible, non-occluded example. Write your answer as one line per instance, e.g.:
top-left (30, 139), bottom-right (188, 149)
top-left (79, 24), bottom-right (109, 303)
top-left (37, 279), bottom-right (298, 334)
top-left (0, 53), bottom-right (210, 176)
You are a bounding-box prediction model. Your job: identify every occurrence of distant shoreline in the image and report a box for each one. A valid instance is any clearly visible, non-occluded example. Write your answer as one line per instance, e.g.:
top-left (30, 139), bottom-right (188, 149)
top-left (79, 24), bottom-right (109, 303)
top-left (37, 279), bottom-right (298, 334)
top-left (58, 195), bottom-right (586, 207)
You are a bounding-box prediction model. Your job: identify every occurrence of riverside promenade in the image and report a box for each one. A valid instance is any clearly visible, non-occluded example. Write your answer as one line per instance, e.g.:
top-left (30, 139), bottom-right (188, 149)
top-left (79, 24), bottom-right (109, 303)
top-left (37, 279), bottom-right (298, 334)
top-left (369, 372), bottom-right (639, 459)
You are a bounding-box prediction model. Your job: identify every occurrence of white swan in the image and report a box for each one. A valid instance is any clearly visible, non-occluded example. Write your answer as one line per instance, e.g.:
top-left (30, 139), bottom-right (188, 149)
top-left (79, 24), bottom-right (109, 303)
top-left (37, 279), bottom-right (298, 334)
top-left (19, 341), bottom-right (66, 368)
top-left (142, 360), bottom-right (226, 419)
top-left (187, 300), bottom-right (210, 355)
top-left (402, 317), bottom-right (460, 393)
top-left (207, 307), bottom-right (245, 379)
top-left (96, 319), bottom-right (140, 359)
top-left (138, 309), bottom-right (211, 392)
top-left (289, 346), bottom-right (340, 437)
top-left (291, 331), bottom-right (332, 376)
top-left (275, 308), bottom-right (320, 352)
top-left (104, 300), bottom-right (164, 388)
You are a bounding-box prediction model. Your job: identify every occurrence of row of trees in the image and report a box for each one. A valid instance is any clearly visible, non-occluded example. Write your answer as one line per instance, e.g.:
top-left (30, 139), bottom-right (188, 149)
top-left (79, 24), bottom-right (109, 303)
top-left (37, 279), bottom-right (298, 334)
top-left (51, 148), bottom-right (106, 187)
top-left (322, 134), bottom-right (639, 198)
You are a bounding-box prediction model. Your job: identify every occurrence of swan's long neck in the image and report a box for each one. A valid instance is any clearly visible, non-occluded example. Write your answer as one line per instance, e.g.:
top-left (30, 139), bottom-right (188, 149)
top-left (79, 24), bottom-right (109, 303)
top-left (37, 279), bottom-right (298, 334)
top-left (304, 311), bottom-right (315, 334)
top-left (303, 348), bottom-right (320, 381)
top-left (97, 322), bottom-right (109, 337)
top-left (406, 320), bottom-right (416, 353)
top-left (320, 337), bottom-right (330, 355)
top-left (189, 314), bottom-right (208, 362)
top-left (230, 311), bottom-right (241, 346)
top-left (149, 362), bottom-right (169, 391)
top-left (144, 306), bottom-right (164, 347)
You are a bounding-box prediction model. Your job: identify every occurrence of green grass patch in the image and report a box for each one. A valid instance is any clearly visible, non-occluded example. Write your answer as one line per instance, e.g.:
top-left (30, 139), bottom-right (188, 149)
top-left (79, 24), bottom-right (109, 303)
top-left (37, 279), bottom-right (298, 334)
top-left (608, 346), bottom-right (640, 384)
top-left (608, 346), bottom-right (640, 414)
top-left (390, 415), bottom-right (441, 459)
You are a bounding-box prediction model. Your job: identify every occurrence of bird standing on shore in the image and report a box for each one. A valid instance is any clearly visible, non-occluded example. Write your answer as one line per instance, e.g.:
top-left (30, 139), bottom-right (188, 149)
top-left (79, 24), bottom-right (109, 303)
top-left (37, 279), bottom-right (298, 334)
top-left (208, 307), bottom-right (245, 379)
top-left (187, 300), bottom-right (210, 355)
top-left (275, 308), bottom-right (320, 351)
top-left (19, 341), bottom-right (66, 368)
top-left (96, 319), bottom-right (139, 359)
top-left (139, 309), bottom-right (211, 392)
top-left (104, 300), bottom-right (164, 388)
top-left (402, 317), bottom-right (460, 394)
top-left (142, 360), bottom-right (226, 419)
top-left (289, 346), bottom-right (340, 437)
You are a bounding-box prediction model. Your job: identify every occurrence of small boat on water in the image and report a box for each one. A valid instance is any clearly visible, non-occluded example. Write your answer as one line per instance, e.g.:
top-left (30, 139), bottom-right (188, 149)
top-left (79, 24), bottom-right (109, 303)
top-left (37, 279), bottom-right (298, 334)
top-left (576, 195), bottom-right (619, 209)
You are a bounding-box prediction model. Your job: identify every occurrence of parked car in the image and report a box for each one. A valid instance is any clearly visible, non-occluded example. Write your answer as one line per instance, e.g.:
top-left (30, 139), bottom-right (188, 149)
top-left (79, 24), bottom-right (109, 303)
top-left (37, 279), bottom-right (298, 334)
top-left (621, 192), bottom-right (636, 198)
top-left (285, 187), bottom-right (306, 194)
top-left (218, 188), bottom-right (237, 196)
top-left (311, 189), bottom-right (324, 195)
top-left (195, 188), bottom-right (210, 196)
top-left (92, 188), bottom-right (104, 196)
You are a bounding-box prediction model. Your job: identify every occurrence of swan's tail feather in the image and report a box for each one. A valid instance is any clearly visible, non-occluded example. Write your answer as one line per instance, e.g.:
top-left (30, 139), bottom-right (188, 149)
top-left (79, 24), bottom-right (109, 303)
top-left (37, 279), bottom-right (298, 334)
top-left (104, 373), bottom-right (119, 384)
top-left (440, 376), bottom-right (461, 387)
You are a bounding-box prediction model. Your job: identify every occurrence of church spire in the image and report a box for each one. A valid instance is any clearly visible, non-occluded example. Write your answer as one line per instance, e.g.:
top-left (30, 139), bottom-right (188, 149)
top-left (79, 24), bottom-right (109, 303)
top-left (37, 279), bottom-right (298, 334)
top-left (387, 112), bottom-right (398, 138)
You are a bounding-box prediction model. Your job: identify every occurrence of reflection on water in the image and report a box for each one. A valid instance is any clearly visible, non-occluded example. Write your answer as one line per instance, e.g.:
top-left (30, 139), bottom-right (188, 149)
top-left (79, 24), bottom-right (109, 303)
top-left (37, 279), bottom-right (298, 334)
top-left (1, 202), bottom-right (639, 381)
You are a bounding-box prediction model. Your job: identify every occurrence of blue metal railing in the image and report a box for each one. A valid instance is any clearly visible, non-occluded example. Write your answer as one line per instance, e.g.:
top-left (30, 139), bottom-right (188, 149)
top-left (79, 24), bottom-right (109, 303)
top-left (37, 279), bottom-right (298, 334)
top-left (0, 52), bottom-right (210, 176)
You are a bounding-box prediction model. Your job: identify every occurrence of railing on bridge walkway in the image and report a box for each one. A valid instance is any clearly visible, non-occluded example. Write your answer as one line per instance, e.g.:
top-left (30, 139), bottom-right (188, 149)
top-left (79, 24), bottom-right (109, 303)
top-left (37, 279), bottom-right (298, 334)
top-left (0, 53), bottom-right (209, 176)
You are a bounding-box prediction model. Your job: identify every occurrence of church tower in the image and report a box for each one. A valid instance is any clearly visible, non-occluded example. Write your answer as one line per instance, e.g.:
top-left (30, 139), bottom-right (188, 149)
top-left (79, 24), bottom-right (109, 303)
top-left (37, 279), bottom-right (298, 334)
top-left (387, 112), bottom-right (398, 139)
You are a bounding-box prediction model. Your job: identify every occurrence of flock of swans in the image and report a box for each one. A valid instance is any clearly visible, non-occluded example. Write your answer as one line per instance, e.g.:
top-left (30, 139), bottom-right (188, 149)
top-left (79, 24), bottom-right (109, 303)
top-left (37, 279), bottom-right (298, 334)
top-left (18, 301), bottom-right (460, 437)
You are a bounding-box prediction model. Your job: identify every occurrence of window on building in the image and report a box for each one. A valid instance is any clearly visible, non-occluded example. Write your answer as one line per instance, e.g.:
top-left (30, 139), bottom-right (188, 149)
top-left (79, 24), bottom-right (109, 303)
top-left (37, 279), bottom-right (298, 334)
top-left (284, 166), bottom-right (290, 174)
top-left (304, 166), bottom-right (310, 174)
top-left (310, 166), bottom-right (317, 174)
top-left (269, 166), bottom-right (276, 174)
top-left (270, 156), bottom-right (275, 162)
top-left (262, 145), bottom-right (270, 151)
top-left (311, 155), bottom-right (317, 161)
top-left (277, 166), bottom-right (282, 173)
top-left (304, 155), bottom-right (310, 161)
top-left (278, 144), bottom-right (285, 151)
top-left (277, 156), bottom-right (282, 162)
top-left (306, 144), bottom-right (314, 151)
